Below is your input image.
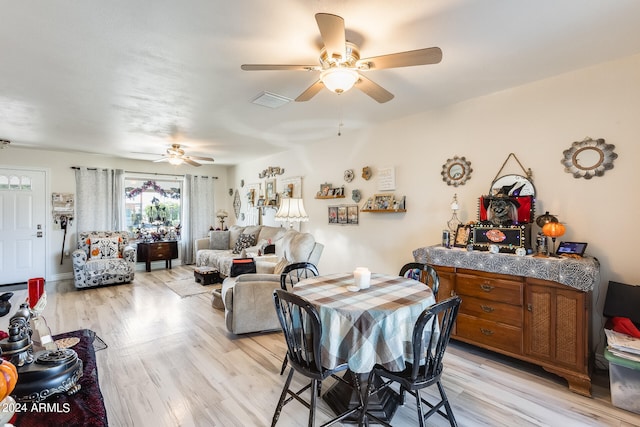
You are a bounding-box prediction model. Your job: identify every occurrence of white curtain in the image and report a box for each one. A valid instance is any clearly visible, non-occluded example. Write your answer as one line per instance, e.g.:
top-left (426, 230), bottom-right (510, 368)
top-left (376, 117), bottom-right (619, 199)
top-left (181, 174), bottom-right (216, 264)
top-left (75, 168), bottom-right (125, 232)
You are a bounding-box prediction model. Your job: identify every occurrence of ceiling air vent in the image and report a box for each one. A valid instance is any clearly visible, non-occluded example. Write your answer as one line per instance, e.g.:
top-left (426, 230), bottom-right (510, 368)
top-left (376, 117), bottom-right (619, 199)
top-left (251, 91), bottom-right (291, 109)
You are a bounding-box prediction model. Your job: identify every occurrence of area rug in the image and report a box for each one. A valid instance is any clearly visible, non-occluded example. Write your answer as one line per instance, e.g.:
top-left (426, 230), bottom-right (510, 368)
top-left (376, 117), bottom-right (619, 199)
top-left (164, 278), bottom-right (219, 298)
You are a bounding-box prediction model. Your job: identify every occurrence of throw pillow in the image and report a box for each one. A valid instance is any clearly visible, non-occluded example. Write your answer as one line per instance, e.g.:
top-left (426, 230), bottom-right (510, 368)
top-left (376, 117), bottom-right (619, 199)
top-left (273, 258), bottom-right (288, 275)
top-left (90, 236), bottom-right (121, 259)
top-left (233, 233), bottom-right (256, 254)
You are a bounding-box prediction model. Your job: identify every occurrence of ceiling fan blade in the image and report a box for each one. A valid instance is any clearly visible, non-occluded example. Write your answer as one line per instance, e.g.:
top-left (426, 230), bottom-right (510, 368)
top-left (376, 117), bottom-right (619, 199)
top-left (241, 64), bottom-right (318, 71)
top-left (355, 74), bottom-right (394, 103)
top-left (153, 158), bottom-right (169, 163)
top-left (295, 80), bottom-right (325, 102)
top-left (359, 47), bottom-right (442, 70)
top-left (183, 158), bottom-right (201, 167)
top-left (315, 13), bottom-right (346, 61)
top-left (188, 155), bottom-right (215, 162)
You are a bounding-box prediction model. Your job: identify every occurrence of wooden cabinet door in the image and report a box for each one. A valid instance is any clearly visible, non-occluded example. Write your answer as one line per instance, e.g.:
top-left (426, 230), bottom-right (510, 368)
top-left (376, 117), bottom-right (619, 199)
top-left (524, 279), bottom-right (588, 371)
top-left (431, 265), bottom-right (455, 301)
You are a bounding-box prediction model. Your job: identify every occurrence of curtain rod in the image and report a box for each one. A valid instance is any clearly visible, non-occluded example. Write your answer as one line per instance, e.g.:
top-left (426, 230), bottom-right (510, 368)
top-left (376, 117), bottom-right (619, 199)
top-left (70, 166), bottom-right (218, 179)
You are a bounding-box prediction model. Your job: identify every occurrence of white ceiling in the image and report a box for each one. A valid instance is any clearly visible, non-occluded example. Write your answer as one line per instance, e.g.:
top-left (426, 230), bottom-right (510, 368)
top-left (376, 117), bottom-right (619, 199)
top-left (2, 0), bottom-right (640, 165)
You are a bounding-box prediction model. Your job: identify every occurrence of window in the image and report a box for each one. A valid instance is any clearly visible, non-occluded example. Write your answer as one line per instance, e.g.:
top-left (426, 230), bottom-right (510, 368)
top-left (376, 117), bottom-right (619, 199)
top-left (125, 178), bottom-right (182, 240)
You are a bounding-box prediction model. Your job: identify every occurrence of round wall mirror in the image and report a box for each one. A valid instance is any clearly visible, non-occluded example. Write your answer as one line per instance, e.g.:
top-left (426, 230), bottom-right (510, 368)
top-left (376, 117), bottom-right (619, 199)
top-left (441, 156), bottom-right (472, 187)
top-left (490, 174), bottom-right (536, 197)
top-left (562, 138), bottom-right (617, 179)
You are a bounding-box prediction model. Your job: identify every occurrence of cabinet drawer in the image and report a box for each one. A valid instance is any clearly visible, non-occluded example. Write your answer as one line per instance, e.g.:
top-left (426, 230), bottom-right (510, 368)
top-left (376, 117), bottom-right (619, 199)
top-left (459, 295), bottom-right (522, 327)
top-left (457, 274), bottom-right (523, 305)
top-left (456, 313), bottom-right (522, 354)
top-left (152, 243), bottom-right (170, 252)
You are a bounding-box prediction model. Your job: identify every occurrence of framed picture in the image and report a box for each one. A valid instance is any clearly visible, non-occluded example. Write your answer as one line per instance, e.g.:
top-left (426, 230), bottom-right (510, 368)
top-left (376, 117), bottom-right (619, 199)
top-left (328, 206), bottom-right (338, 224)
top-left (479, 195), bottom-right (534, 224)
top-left (347, 205), bottom-right (359, 224)
top-left (320, 183), bottom-right (332, 196)
top-left (334, 187), bottom-right (344, 197)
top-left (373, 193), bottom-right (394, 210)
top-left (338, 206), bottom-right (348, 224)
top-left (454, 224), bottom-right (471, 247)
top-left (265, 179), bottom-right (276, 201)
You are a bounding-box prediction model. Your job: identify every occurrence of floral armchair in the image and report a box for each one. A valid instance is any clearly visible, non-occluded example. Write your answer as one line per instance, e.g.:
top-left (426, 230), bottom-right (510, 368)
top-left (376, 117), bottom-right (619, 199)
top-left (72, 231), bottom-right (137, 289)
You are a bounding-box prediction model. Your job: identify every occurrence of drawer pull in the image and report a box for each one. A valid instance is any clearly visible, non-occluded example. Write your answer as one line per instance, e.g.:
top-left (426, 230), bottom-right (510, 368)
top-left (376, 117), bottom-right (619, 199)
top-left (480, 284), bottom-right (494, 292)
top-left (480, 305), bottom-right (495, 313)
top-left (480, 328), bottom-right (494, 336)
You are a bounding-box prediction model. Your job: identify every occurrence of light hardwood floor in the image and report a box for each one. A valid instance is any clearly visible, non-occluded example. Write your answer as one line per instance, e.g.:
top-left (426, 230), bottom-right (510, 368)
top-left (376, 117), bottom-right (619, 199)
top-left (36, 266), bottom-right (639, 426)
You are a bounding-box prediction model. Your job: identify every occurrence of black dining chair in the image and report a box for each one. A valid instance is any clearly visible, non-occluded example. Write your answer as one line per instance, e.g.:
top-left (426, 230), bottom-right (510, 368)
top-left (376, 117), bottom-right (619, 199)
top-left (280, 262), bottom-right (320, 291)
top-left (272, 289), bottom-right (362, 427)
top-left (399, 262), bottom-right (440, 299)
top-left (359, 296), bottom-right (462, 427)
top-left (279, 262), bottom-right (320, 375)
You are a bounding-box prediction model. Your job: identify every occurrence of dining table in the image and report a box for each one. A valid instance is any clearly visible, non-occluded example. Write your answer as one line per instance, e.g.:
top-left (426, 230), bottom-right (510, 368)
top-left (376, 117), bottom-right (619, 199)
top-left (292, 272), bottom-right (437, 422)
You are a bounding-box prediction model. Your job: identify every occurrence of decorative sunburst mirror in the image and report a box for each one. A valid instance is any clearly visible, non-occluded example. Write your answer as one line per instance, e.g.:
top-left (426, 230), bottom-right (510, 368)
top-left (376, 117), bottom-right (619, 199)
top-left (441, 156), bottom-right (473, 187)
top-left (561, 137), bottom-right (617, 179)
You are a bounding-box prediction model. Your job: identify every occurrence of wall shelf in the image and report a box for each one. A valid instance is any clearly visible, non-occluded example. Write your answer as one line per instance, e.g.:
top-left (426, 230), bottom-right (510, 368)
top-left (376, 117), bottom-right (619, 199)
top-left (315, 195), bottom-right (345, 199)
top-left (361, 209), bottom-right (406, 213)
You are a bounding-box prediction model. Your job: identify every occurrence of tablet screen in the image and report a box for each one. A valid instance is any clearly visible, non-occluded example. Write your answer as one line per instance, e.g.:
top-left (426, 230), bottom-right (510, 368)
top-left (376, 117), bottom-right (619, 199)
top-left (556, 241), bottom-right (588, 256)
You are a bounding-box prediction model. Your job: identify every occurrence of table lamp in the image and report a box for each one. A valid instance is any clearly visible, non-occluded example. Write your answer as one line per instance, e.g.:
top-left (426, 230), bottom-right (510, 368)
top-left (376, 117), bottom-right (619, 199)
top-left (542, 221), bottom-right (566, 257)
top-left (216, 209), bottom-right (228, 230)
top-left (275, 198), bottom-right (309, 228)
top-left (446, 194), bottom-right (461, 247)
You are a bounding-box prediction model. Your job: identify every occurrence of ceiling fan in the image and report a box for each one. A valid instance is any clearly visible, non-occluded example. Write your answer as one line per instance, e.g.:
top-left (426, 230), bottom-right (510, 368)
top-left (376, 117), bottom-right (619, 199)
top-left (241, 13), bottom-right (442, 103)
top-left (153, 144), bottom-right (214, 167)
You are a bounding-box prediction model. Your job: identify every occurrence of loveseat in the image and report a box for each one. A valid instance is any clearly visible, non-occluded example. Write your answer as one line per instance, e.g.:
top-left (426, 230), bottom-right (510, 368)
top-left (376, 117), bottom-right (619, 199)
top-left (72, 231), bottom-right (137, 289)
top-left (195, 225), bottom-right (324, 334)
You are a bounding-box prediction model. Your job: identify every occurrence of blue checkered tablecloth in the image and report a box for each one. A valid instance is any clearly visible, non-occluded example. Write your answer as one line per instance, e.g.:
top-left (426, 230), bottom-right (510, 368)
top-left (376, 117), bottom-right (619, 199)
top-left (293, 273), bottom-right (436, 374)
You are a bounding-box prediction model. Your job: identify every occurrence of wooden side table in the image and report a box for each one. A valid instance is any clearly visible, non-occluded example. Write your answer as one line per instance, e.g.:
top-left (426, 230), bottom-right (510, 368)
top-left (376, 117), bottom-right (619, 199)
top-left (137, 241), bottom-right (179, 272)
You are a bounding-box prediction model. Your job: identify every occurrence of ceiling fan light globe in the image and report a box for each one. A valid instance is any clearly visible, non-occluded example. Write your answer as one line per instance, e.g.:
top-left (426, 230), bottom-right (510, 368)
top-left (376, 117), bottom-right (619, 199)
top-left (320, 68), bottom-right (359, 94)
top-left (168, 156), bottom-right (183, 166)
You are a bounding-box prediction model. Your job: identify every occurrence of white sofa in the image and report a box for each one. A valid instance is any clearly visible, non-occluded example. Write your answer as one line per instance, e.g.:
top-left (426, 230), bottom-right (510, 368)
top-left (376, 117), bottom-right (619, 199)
top-left (194, 225), bottom-right (323, 278)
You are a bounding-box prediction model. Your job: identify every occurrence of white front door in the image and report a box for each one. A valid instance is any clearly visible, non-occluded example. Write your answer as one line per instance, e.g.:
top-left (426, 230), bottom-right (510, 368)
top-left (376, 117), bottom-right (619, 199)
top-left (0, 168), bottom-right (47, 285)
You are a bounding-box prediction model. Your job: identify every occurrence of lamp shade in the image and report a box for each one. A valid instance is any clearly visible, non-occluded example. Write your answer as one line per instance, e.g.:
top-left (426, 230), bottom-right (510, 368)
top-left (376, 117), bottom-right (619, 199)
top-left (542, 222), bottom-right (566, 238)
top-left (275, 198), bottom-right (309, 222)
top-left (535, 211), bottom-right (558, 228)
top-left (320, 68), bottom-right (359, 94)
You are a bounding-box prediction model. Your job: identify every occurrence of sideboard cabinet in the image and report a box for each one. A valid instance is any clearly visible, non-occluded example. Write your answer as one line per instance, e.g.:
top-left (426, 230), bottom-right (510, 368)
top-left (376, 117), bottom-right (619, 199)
top-left (431, 265), bottom-right (591, 396)
top-left (137, 241), bottom-right (179, 272)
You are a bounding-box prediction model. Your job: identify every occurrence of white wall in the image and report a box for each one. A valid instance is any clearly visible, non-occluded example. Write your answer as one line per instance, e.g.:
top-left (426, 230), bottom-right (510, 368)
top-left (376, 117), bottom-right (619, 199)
top-left (1, 149), bottom-right (231, 280)
top-left (231, 53), bottom-right (640, 354)
top-left (3, 52), bottom-right (638, 355)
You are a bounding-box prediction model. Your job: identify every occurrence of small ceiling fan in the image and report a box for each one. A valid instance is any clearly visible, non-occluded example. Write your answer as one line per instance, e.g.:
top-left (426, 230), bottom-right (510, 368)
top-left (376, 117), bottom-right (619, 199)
top-left (154, 144), bottom-right (214, 167)
top-left (241, 13), bottom-right (442, 103)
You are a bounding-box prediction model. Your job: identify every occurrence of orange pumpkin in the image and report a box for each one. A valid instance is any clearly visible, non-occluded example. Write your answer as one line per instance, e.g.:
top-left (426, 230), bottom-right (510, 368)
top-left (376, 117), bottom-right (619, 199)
top-left (0, 360), bottom-right (17, 400)
top-left (542, 222), bottom-right (566, 238)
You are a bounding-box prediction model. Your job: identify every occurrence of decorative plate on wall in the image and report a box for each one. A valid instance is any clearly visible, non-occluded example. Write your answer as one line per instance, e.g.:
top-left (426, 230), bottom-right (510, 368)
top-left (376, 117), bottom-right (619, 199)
top-left (362, 166), bottom-right (372, 180)
top-left (344, 169), bottom-right (354, 183)
top-left (561, 137), bottom-right (617, 179)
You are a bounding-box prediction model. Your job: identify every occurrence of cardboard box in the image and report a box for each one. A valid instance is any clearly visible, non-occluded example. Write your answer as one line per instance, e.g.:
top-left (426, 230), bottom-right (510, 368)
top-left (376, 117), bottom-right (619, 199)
top-left (604, 348), bottom-right (640, 414)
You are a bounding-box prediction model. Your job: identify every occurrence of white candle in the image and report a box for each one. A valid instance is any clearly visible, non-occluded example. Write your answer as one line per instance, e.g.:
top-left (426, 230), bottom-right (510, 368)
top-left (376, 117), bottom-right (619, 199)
top-left (354, 267), bottom-right (371, 289)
